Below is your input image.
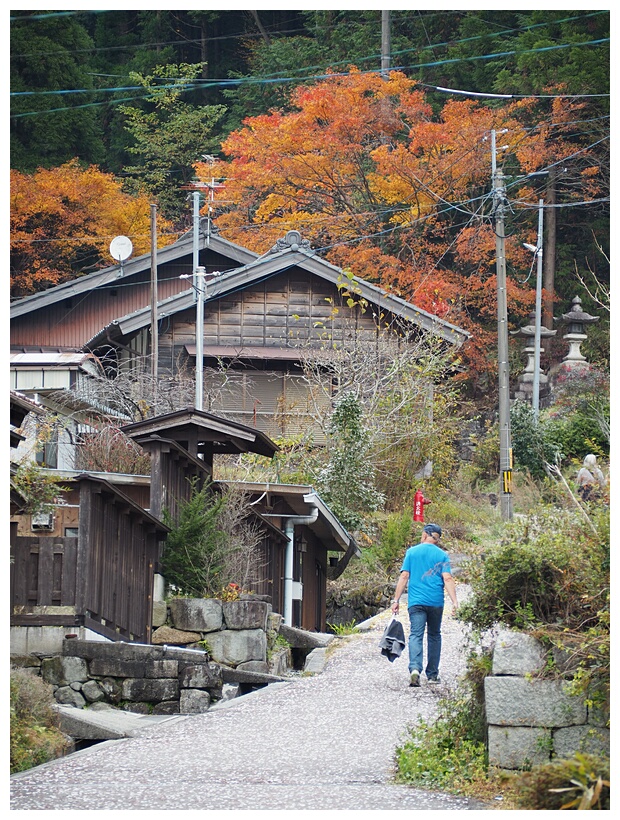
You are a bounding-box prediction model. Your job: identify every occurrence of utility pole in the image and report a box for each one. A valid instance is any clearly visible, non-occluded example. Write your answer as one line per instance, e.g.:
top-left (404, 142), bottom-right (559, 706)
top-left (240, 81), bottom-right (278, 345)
top-left (491, 130), bottom-right (513, 521)
top-left (532, 199), bottom-right (544, 420)
top-left (150, 204), bottom-right (158, 383)
top-left (381, 10), bottom-right (391, 77)
top-left (192, 191), bottom-right (200, 303)
top-left (195, 266), bottom-right (206, 410)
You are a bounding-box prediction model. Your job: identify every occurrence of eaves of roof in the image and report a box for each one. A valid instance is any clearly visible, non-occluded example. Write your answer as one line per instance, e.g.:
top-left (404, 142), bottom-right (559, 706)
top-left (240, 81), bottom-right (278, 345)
top-left (216, 480), bottom-right (359, 556)
top-left (10, 227), bottom-right (258, 319)
top-left (121, 406), bottom-right (278, 458)
top-left (84, 246), bottom-right (470, 349)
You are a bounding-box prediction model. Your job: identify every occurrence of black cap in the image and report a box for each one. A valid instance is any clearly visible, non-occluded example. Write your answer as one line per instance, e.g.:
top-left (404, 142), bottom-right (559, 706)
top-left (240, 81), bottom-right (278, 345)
top-left (423, 523), bottom-right (442, 537)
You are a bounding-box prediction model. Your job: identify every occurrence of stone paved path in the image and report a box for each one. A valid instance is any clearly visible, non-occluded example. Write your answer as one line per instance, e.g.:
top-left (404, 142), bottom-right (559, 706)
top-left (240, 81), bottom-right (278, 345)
top-left (10, 595), bottom-right (490, 812)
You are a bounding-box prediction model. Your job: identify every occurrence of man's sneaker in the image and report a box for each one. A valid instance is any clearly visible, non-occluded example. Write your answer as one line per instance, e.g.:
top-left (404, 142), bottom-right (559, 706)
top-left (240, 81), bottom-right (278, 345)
top-left (409, 670), bottom-right (420, 687)
top-left (427, 676), bottom-right (441, 684)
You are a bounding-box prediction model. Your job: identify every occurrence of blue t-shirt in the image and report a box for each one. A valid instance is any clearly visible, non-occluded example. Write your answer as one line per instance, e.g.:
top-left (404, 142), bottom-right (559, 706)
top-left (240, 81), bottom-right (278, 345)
top-left (401, 542), bottom-right (452, 608)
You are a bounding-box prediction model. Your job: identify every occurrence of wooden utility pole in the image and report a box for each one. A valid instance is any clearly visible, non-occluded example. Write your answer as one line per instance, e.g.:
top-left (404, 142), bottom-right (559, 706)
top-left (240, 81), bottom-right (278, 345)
top-left (543, 169), bottom-right (557, 332)
top-left (491, 131), bottom-right (513, 521)
top-left (532, 199), bottom-right (544, 419)
top-left (150, 204), bottom-right (158, 382)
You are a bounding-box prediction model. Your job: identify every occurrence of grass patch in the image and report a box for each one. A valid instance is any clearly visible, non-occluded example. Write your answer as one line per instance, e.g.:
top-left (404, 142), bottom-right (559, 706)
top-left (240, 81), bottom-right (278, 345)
top-left (10, 667), bottom-right (71, 773)
top-left (395, 650), bottom-right (491, 798)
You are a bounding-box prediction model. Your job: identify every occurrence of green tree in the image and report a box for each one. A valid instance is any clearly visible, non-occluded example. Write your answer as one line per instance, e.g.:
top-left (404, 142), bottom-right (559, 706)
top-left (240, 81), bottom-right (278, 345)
top-left (10, 11), bottom-right (105, 172)
top-left (161, 480), bottom-right (227, 597)
top-left (315, 392), bottom-right (384, 531)
top-left (119, 63), bottom-right (226, 220)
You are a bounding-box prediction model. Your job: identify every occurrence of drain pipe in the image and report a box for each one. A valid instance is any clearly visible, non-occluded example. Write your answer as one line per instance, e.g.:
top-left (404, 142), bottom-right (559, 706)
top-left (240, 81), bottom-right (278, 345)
top-left (263, 503), bottom-right (319, 626)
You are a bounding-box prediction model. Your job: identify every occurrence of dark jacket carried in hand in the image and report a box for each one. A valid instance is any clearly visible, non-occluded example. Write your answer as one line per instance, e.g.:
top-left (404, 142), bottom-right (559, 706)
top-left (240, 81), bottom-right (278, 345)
top-left (379, 618), bottom-right (406, 662)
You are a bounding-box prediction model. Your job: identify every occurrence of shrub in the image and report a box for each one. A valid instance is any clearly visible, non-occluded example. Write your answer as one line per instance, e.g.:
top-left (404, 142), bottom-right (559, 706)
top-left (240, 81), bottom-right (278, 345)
top-left (374, 511), bottom-right (413, 571)
top-left (510, 400), bottom-right (562, 478)
top-left (10, 667), bottom-right (70, 773)
top-left (315, 392), bottom-right (384, 530)
top-left (458, 508), bottom-right (609, 632)
top-left (509, 753), bottom-right (609, 810)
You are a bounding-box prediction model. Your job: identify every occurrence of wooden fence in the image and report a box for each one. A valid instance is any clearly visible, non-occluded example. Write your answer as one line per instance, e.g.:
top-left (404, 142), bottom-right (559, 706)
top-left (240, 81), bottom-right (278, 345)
top-left (10, 475), bottom-right (169, 643)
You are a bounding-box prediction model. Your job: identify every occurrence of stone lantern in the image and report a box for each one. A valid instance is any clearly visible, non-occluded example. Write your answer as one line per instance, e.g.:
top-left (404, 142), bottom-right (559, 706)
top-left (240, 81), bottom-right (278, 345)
top-left (511, 310), bottom-right (556, 405)
top-left (558, 295), bottom-right (599, 365)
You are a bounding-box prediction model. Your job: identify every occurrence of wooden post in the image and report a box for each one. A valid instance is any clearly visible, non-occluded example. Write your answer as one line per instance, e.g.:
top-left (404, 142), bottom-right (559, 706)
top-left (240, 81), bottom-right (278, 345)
top-left (150, 204), bottom-right (159, 382)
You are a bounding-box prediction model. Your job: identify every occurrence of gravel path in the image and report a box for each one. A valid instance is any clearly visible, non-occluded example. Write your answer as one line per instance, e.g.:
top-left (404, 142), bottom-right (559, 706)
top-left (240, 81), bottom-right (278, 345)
top-left (10, 586), bottom-right (489, 811)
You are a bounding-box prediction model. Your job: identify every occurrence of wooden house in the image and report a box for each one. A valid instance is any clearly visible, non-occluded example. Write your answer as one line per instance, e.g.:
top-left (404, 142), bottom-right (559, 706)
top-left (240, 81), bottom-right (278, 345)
top-left (11, 225), bottom-right (469, 438)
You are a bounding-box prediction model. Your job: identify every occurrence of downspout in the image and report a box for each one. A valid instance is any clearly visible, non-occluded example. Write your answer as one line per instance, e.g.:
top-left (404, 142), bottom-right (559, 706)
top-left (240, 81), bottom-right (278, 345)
top-left (263, 506), bottom-right (319, 626)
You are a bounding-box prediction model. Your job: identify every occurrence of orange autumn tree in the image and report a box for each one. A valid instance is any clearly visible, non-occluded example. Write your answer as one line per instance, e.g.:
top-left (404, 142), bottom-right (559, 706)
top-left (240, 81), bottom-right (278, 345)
top-left (10, 159), bottom-right (176, 297)
top-left (196, 69), bottom-right (552, 392)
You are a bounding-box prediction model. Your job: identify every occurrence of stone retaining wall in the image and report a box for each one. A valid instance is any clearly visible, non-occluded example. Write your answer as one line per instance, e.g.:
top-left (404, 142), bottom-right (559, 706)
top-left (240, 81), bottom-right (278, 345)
top-left (485, 629), bottom-right (609, 769)
top-left (12, 597), bottom-right (294, 716)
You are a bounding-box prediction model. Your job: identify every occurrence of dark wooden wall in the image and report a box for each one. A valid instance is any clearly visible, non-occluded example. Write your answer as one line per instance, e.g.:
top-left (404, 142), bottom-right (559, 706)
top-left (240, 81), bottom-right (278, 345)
top-left (10, 248), bottom-right (236, 350)
top-left (158, 270), bottom-right (381, 373)
top-left (11, 478), bottom-right (166, 643)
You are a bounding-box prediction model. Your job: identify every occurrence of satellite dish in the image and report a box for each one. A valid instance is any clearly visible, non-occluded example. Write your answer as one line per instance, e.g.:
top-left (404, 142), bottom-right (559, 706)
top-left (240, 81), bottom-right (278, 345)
top-left (110, 235), bottom-right (133, 262)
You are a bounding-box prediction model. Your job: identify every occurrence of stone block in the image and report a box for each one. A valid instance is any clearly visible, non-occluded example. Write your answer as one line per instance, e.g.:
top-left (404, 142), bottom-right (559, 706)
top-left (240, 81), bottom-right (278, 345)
top-left (268, 647), bottom-right (291, 677)
top-left (268, 612), bottom-right (283, 633)
top-left (99, 677), bottom-right (122, 703)
top-left (488, 725), bottom-right (552, 769)
top-left (180, 689), bottom-right (211, 714)
top-left (120, 678), bottom-right (179, 703)
top-left (81, 680), bottom-right (106, 703)
top-left (223, 600), bottom-right (270, 631)
top-left (553, 726), bottom-right (610, 759)
top-left (41, 656), bottom-right (89, 686)
top-left (152, 701), bottom-right (180, 715)
top-left (10, 655), bottom-right (42, 669)
top-left (54, 685), bottom-right (86, 709)
top-left (237, 660), bottom-right (269, 674)
top-left (492, 629), bottom-right (547, 676)
top-left (158, 645), bottom-right (209, 664)
top-left (151, 600), bottom-right (168, 628)
top-left (179, 663), bottom-right (223, 689)
top-left (304, 647), bottom-right (327, 675)
top-left (220, 666), bottom-right (284, 685)
top-left (588, 701), bottom-right (610, 728)
top-left (151, 626), bottom-right (202, 646)
top-left (220, 683), bottom-right (240, 702)
top-left (89, 659), bottom-right (146, 678)
top-left (63, 640), bottom-right (168, 663)
top-left (145, 659), bottom-right (178, 679)
top-left (279, 624), bottom-right (333, 649)
top-left (169, 598), bottom-right (223, 633)
top-left (207, 629), bottom-right (267, 667)
top-left (484, 676), bottom-right (587, 727)
top-left (121, 702), bottom-right (152, 714)
top-left (54, 705), bottom-right (126, 740)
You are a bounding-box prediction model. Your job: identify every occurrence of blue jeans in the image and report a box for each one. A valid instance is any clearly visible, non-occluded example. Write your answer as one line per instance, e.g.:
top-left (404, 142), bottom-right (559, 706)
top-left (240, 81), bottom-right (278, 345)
top-left (408, 605), bottom-right (444, 678)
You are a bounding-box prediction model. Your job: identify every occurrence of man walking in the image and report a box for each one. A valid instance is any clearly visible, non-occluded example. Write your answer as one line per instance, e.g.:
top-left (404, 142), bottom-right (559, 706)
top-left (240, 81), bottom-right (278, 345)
top-left (391, 523), bottom-right (458, 687)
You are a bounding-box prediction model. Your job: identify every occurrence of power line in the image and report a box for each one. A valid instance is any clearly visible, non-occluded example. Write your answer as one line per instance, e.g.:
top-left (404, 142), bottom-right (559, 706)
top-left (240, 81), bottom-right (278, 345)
top-left (11, 35), bottom-right (609, 120)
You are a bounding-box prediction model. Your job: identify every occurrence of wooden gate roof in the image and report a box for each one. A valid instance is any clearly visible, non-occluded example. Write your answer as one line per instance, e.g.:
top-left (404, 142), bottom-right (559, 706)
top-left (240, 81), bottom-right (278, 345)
top-left (121, 406), bottom-right (279, 458)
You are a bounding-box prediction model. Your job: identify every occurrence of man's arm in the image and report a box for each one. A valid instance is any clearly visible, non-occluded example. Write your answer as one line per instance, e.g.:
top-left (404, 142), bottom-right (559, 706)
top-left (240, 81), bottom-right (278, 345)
top-left (391, 570), bottom-right (409, 614)
top-left (442, 572), bottom-right (458, 614)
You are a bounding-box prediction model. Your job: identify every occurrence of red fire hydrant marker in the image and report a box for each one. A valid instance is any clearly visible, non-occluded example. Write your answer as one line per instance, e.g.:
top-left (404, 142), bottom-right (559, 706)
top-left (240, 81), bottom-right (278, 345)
top-left (413, 490), bottom-right (431, 522)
